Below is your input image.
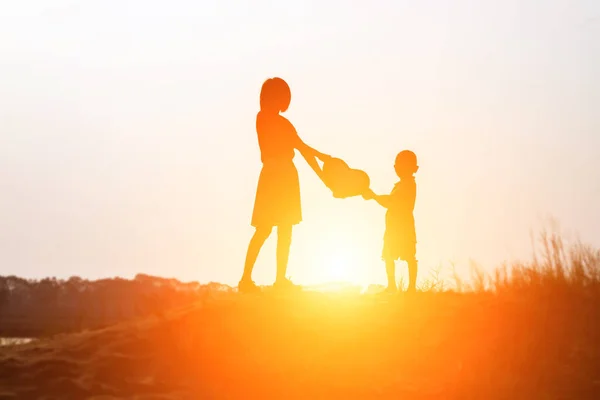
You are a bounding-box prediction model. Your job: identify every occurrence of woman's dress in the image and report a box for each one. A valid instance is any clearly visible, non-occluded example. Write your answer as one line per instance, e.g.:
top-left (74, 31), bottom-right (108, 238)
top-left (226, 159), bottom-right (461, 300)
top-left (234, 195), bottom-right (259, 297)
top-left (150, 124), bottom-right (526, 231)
top-left (251, 111), bottom-right (302, 228)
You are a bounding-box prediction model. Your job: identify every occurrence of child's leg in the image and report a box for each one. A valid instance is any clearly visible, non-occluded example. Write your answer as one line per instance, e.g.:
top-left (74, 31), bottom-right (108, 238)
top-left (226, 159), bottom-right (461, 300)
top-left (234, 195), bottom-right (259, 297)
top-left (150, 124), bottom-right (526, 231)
top-left (242, 226), bottom-right (272, 281)
top-left (276, 224), bottom-right (293, 282)
top-left (385, 259), bottom-right (397, 290)
top-left (406, 256), bottom-right (418, 292)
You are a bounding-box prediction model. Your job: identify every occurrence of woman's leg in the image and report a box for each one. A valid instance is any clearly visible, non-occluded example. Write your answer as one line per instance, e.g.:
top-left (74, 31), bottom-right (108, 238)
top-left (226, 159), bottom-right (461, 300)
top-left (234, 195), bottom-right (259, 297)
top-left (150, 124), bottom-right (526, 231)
top-left (276, 224), bottom-right (293, 282)
top-left (241, 226), bottom-right (272, 282)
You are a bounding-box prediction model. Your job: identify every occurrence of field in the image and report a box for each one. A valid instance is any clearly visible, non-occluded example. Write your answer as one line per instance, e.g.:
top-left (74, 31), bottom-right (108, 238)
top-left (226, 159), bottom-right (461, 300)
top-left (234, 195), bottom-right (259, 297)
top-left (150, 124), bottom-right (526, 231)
top-left (1, 234), bottom-right (600, 399)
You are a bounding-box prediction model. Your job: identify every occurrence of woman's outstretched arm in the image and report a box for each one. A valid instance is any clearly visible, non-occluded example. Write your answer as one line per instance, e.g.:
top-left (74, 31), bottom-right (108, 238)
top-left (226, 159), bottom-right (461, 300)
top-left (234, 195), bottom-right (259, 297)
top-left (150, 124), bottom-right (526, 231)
top-left (297, 139), bottom-right (331, 162)
top-left (295, 136), bottom-right (331, 181)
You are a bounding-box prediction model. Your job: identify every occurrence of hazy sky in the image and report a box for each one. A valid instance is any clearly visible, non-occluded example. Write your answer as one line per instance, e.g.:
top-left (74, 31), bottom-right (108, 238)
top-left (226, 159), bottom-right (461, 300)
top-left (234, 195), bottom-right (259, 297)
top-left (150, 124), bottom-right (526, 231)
top-left (1, 1), bottom-right (599, 286)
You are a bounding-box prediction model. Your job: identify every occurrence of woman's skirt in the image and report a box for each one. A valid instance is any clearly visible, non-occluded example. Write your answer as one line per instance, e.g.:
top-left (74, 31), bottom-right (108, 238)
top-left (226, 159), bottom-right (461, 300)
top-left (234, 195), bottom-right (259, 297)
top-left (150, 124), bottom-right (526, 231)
top-left (251, 160), bottom-right (302, 228)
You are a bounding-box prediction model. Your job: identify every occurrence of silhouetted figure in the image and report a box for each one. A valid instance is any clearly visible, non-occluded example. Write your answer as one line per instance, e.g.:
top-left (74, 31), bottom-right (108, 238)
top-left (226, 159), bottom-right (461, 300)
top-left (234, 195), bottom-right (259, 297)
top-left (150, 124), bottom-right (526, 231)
top-left (363, 150), bottom-right (419, 293)
top-left (239, 78), bottom-right (331, 293)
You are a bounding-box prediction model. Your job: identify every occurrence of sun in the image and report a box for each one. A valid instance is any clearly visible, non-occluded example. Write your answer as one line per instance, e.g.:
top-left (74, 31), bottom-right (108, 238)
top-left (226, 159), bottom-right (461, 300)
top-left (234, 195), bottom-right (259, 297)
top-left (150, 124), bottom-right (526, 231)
top-left (319, 251), bottom-right (362, 284)
top-left (299, 210), bottom-right (379, 287)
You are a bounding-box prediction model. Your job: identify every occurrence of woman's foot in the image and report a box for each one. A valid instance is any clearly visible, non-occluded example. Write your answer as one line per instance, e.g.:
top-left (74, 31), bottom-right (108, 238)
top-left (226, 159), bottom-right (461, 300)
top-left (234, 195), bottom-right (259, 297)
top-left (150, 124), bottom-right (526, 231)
top-left (238, 279), bottom-right (261, 293)
top-left (273, 278), bottom-right (302, 291)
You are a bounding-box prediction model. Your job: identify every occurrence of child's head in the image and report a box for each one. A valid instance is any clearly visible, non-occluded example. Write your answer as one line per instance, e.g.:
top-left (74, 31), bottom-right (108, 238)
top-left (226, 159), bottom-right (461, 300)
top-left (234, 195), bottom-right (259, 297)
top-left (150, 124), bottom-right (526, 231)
top-left (395, 150), bottom-right (419, 178)
top-left (260, 77), bottom-right (291, 113)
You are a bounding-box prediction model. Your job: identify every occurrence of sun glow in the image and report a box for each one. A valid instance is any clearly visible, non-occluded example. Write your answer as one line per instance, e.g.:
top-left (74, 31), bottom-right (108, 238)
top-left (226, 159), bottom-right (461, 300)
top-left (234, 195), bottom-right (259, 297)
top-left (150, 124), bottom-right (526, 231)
top-left (294, 199), bottom-right (383, 288)
top-left (318, 250), bottom-right (363, 284)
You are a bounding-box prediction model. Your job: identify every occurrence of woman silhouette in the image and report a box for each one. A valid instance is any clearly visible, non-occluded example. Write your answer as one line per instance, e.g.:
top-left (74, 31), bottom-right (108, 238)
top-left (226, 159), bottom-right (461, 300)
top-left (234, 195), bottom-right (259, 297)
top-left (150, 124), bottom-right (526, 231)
top-left (239, 77), bottom-right (331, 292)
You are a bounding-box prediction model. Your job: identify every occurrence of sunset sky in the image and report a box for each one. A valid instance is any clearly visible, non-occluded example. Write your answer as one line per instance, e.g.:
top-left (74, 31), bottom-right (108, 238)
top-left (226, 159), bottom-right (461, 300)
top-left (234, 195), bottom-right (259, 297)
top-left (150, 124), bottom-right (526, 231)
top-left (1, 1), bottom-right (599, 286)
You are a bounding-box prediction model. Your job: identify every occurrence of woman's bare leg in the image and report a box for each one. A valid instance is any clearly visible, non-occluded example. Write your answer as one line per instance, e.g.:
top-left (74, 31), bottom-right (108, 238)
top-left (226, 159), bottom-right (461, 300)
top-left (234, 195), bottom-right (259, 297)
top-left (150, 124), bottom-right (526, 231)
top-left (241, 226), bottom-right (272, 282)
top-left (276, 224), bottom-right (293, 282)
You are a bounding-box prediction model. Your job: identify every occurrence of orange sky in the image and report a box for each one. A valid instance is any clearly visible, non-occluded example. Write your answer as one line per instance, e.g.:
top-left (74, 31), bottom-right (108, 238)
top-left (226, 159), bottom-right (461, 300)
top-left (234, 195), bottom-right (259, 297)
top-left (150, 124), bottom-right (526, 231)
top-left (1, 1), bottom-right (599, 285)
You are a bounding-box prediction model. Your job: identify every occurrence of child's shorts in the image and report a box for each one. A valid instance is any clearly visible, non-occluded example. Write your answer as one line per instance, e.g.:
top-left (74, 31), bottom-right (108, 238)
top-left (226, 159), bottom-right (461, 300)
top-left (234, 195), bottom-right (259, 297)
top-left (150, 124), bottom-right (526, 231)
top-left (382, 230), bottom-right (416, 262)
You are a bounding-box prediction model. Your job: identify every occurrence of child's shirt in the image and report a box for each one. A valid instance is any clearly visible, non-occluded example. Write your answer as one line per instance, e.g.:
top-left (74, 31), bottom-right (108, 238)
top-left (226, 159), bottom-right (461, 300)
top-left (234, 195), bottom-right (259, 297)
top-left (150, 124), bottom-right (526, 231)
top-left (385, 176), bottom-right (417, 243)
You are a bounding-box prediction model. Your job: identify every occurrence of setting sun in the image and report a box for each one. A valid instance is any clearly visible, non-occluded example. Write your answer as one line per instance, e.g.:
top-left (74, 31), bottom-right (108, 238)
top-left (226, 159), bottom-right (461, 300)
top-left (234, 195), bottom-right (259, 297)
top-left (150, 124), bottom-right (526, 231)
top-left (318, 248), bottom-right (362, 284)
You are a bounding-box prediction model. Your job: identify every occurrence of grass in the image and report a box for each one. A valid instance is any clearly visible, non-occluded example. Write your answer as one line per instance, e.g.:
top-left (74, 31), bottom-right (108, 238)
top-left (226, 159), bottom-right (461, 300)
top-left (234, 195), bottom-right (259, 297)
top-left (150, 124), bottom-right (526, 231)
top-left (422, 228), bottom-right (600, 295)
top-left (0, 230), bottom-right (599, 399)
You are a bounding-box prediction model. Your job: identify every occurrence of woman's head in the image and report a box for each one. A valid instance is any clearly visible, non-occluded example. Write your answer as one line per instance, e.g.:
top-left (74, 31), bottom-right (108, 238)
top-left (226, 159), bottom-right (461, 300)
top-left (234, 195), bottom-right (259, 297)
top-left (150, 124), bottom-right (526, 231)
top-left (260, 77), bottom-right (291, 113)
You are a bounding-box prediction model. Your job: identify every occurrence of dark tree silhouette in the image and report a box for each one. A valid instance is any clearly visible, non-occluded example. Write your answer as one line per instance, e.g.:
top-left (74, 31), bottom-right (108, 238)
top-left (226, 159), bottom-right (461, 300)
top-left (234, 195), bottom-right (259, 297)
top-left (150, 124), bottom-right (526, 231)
top-left (0, 274), bottom-right (234, 337)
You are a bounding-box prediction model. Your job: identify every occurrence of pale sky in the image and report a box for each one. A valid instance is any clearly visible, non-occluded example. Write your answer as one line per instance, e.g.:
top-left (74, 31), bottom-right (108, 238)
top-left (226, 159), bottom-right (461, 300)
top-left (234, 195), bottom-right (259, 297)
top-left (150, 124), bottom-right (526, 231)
top-left (1, 1), bottom-right (599, 286)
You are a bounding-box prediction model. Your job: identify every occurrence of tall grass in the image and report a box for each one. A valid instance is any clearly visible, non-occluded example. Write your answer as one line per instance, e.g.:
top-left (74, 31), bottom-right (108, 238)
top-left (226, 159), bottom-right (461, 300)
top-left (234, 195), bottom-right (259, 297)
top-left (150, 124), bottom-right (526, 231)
top-left (441, 229), bottom-right (600, 295)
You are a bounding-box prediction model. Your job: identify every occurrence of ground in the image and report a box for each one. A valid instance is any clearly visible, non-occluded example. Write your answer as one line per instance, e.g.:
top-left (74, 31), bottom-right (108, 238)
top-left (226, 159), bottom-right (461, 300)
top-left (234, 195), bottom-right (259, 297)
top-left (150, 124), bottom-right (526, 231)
top-left (1, 290), bottom-right (599, 399)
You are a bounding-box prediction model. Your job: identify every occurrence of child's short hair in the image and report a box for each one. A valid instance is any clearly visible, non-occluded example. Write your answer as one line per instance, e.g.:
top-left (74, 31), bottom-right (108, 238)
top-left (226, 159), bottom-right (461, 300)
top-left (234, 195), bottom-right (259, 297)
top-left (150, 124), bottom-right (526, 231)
top-left (396, 150), bottom-right (418, 170)
top-left (260, 77), bottom-right (291, 112)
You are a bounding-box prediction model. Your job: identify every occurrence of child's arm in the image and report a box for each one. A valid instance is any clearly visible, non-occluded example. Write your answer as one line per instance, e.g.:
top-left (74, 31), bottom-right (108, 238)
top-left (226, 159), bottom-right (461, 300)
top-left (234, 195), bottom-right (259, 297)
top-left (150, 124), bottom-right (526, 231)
top-left (363, 189), bottom-right (393, 208)
top-left (373, 194), bottom-right (393, 208)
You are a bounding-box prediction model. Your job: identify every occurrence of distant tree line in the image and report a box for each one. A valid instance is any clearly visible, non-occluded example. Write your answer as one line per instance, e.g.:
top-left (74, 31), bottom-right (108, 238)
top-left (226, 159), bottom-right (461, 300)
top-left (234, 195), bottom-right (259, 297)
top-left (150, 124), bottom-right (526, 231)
top-left (0, 274), bottom-right (234, 337)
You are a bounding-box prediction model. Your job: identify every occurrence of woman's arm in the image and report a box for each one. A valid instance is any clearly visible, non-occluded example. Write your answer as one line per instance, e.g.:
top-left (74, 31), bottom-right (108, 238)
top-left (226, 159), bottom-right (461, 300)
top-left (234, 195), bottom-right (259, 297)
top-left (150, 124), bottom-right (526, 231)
top-left (295, 135), bottom-right (331, 182)
top-left (300, 144), bottom-right (326, 181)
top-left (285, 116), bottom-right (331, 185)
top-left (296, 139), bottom-right (331, 162)
top-left (286, 117), bottom-right (330, 162)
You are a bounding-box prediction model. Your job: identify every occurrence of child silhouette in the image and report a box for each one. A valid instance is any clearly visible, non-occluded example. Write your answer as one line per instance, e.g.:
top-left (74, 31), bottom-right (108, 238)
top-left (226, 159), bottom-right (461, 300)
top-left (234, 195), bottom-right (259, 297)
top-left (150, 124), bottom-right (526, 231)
top-left (363, 150), bottom-right (419, 293)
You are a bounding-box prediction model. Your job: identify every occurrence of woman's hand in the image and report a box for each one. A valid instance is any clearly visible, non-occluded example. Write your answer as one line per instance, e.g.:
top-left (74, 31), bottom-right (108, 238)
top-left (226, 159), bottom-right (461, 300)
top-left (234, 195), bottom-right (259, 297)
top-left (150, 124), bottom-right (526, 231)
top-left (294, 135), bottom-right (333, 189)
top-left (318, 169), bottom-right (332, 190)
top-left (317, 153), bottom-right (332, 162)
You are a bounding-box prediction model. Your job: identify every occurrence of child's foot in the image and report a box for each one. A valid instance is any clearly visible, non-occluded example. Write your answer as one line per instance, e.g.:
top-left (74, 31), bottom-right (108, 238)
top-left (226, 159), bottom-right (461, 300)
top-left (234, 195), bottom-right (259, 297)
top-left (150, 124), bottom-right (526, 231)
top-left (238, 279), bottom-right (261, 293)
top-left (273, 278), bottom-right (302, 292)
